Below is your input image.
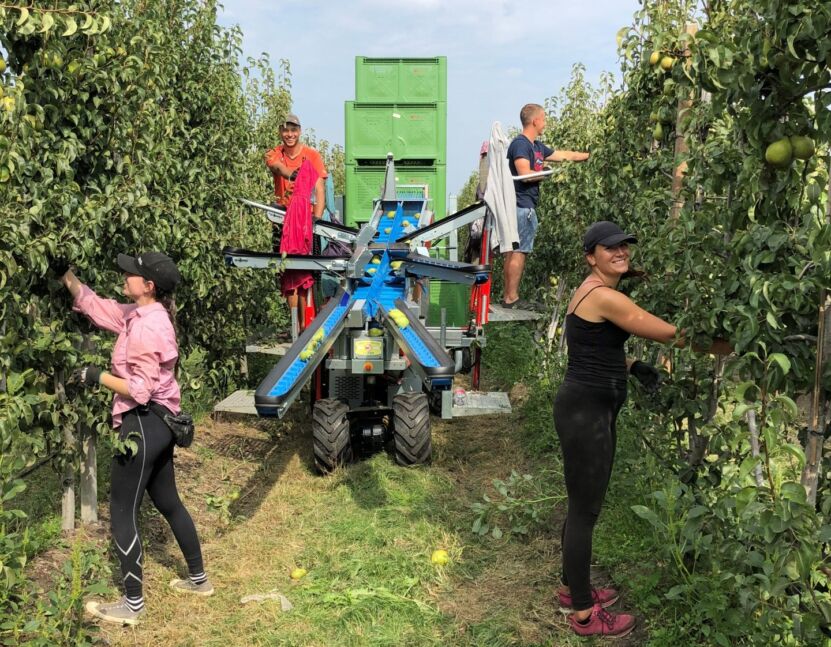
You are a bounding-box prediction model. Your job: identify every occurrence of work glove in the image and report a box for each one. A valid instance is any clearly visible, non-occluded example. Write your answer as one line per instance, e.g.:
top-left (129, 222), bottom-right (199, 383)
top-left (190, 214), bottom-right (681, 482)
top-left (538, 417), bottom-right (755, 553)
top-left (70, 365), bottom-right (102, 387)
top-left (50, 257), bottom-right (72, 276)
top-left (630, 360), bottom-right (661, 393)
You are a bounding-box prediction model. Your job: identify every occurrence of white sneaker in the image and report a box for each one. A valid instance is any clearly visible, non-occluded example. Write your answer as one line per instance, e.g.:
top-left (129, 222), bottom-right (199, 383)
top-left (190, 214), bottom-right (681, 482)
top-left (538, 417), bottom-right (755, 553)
top-left (85, 597), bottom-right (145, 626)
top-left (169, 578), bottom-right (215, 596)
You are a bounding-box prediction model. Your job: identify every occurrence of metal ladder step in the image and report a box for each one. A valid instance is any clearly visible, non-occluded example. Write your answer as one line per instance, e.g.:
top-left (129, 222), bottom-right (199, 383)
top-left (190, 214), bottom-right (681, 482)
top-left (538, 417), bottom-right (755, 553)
top-left (451, 391), bottom-right (512, 417)
top-left (213, 389), bottom-right (258, 419)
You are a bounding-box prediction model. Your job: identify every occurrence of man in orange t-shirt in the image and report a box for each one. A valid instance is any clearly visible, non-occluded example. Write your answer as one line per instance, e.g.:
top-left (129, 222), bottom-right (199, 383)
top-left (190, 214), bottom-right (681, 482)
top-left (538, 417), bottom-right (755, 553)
top-left (264, 113), bottom-right (328, 220)
top-left (263, 113), bottom-right (328, 322)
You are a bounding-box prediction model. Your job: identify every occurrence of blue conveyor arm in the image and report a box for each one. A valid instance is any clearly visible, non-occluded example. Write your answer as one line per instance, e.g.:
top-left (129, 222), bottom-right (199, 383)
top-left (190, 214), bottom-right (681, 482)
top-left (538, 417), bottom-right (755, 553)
top-left (379, 300), bottom-right (455, 389)
top-left (254, 289), bottom-right (353, 418)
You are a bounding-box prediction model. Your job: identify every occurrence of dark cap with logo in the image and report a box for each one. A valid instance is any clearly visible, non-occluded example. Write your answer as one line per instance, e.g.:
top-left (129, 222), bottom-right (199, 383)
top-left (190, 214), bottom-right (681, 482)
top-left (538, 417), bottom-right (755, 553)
top-left (582, 221), bottom-right (638, 252)
top-left (282, 113), bottom-right (301, 128)
top-left (117, 252), bottom-right (181, 291)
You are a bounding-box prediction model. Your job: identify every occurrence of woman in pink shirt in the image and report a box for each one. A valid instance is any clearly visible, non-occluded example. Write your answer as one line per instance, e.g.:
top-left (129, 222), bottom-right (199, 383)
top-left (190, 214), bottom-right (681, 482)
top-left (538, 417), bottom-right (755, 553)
top-left (56, 252), bottom-right (212, 626)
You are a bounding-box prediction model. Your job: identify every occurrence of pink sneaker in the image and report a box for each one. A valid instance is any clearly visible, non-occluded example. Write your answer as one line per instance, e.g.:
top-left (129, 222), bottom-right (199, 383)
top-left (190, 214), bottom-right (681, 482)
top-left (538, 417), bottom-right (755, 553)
top-left (558, 587), bottom-right (619, 609)
top-left (568, 603), bottom-right (636, 638)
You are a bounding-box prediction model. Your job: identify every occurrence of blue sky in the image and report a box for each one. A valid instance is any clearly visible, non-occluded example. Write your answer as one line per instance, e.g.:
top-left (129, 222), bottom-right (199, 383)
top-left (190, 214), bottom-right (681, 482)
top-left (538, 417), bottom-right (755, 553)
top-left (217, 0), bottom-right (642, 198)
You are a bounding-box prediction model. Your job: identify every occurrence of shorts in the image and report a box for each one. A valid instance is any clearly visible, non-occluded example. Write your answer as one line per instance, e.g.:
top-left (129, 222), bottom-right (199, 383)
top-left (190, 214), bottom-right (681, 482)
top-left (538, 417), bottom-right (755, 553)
top-left (516, 207), bottom-right (538, 253)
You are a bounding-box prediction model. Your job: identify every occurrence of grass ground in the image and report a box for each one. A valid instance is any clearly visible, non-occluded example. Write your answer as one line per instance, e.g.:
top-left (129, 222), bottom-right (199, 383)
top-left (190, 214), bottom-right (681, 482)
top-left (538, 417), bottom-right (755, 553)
top-left (19, 323), bottom-right (653, 646)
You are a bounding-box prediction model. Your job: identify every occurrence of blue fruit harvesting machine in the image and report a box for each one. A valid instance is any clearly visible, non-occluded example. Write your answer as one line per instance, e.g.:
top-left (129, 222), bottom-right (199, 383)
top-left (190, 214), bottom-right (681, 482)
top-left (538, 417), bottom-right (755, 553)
top-left (223, 155), bottom-right (496, 472)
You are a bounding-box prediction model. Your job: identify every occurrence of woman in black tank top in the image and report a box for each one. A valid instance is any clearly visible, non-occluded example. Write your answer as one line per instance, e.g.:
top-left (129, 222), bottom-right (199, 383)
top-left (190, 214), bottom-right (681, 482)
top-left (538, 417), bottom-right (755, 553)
top-left (554, 222), bottom-right (731, 638)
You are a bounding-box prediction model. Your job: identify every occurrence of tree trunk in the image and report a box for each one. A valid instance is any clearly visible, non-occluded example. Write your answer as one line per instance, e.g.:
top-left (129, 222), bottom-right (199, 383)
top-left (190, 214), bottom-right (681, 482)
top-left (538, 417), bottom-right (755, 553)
top-left (747, 409), bottom-right (765, 487)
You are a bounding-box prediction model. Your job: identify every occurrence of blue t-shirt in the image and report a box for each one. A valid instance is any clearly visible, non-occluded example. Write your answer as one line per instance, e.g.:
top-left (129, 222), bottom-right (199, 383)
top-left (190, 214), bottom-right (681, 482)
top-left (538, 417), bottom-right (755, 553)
top-left (507, 136), bottom-right (554, 209)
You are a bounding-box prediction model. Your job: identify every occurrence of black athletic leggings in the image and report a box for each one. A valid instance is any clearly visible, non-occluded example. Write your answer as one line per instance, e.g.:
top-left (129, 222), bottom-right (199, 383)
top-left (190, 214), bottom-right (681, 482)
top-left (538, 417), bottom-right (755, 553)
top-left (553, 380), bottom-right (627, 611)
top-left (111, 408), bottom-right (204, 601)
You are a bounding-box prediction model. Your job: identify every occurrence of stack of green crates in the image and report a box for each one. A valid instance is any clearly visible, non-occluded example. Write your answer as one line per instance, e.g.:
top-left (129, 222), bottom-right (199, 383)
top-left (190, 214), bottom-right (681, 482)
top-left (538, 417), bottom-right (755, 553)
top-left (346, 57), bottom-right (467, 327)
top-left (345, 57), bottom-right (447, 228)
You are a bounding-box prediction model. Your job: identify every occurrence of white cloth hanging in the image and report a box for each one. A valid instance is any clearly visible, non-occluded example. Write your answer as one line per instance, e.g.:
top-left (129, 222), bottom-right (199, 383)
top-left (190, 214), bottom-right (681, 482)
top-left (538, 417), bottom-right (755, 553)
top-left (483, 121), bottom-right (518, 253)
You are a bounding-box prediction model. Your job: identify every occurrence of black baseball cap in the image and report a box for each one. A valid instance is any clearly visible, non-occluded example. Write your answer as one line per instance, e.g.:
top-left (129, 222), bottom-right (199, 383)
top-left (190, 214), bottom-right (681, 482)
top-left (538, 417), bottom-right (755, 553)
top-left (117, 252), bottom-right (181, 291)
top-left (583, 221), bottom-right (638, 252)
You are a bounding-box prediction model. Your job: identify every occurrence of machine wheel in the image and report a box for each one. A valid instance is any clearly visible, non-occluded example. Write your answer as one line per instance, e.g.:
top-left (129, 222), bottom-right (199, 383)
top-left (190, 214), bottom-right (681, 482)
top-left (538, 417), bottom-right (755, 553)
top-left (427, 390), bottom-right (443, 416)
top-left (312, 398), bottom-right (353, 474)
top-left (392, 392), bottom-right (432, 466)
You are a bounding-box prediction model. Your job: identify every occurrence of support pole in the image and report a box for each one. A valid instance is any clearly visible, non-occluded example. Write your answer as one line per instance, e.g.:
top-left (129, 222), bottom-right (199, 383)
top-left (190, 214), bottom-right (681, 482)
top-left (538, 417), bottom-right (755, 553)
top-left (670, 22), bottom-right (699, 220)
top-left (801, 155), bottom-right (831, 504)
top-left (79, 427), bottom-right (97, 523)
top-left (55, 371), bottom-right (76, 533)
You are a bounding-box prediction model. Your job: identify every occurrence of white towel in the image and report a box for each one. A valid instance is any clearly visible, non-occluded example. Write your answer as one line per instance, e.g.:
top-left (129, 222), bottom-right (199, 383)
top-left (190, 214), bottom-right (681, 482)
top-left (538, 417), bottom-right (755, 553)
top-left (483, 122), bottom-right (518, 253)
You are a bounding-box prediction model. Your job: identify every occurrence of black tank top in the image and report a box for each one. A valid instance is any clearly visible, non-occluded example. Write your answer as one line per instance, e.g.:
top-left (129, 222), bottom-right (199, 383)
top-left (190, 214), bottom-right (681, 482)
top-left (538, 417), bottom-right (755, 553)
top-left (564, 285), bottom-right (630, 389)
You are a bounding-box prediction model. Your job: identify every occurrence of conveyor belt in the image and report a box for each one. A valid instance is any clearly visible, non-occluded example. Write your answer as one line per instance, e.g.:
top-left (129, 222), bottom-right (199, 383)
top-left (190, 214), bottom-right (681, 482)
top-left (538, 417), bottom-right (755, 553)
top-left (254, 289), bottom-right (353, 417)
top-left (380, 299), bottom-right (454, 388)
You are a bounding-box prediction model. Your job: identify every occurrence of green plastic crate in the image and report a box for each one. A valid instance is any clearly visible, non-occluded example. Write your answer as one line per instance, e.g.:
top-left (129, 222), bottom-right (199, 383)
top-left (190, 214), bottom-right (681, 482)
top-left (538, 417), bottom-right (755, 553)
top-left (355, 57), bottom-right (447, 103)
top-left (345, 163), bottom-right (446, 228)
top-left (427, 281), bottom-right (471, 328)
top-left (345, 101), bottom-right (446, 165)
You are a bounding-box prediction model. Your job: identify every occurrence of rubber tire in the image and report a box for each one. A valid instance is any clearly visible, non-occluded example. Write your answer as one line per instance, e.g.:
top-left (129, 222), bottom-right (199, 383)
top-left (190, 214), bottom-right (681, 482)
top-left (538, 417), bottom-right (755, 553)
top-left (392, 392), bottom-right (432, 466)
top-left (312, 398), bottom-right (353, 474)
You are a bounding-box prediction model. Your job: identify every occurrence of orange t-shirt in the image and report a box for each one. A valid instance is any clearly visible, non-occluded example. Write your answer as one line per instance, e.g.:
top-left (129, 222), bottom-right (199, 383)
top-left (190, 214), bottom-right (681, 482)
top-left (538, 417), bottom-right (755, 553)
top-left (264, 145), bottom-right (328, 207)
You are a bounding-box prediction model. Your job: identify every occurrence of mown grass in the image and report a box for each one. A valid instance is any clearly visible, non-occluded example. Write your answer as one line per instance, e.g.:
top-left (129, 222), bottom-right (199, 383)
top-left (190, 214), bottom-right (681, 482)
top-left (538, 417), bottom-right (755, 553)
top-left (95, 409), bottom-right (578, 647)
top-left (22, 318), bottom-right (661, 646)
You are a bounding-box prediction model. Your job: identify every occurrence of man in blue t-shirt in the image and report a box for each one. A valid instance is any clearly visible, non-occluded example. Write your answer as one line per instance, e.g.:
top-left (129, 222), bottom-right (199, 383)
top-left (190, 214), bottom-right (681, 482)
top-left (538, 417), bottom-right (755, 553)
top-left (503, 103), bottom-right (590, 310)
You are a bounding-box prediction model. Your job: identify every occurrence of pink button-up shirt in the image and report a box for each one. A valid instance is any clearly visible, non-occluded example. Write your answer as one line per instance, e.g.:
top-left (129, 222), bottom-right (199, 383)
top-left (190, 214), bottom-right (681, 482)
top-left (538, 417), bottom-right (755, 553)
top-left (73, 284), bottom-right (181, 427)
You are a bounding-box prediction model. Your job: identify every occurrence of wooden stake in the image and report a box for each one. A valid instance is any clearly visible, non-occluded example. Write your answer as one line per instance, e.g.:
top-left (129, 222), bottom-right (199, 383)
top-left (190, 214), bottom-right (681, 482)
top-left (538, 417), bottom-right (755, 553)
top-left (670, 22), bottom-right (699, 220)
top-left (545, 280), bottom-right (568, 352)
top-left (55, 371), bottom-right (76, 533)
top-left (801, 156), bottom-right (831, 504)
top-left (79, 426), bottom-right (97, 523)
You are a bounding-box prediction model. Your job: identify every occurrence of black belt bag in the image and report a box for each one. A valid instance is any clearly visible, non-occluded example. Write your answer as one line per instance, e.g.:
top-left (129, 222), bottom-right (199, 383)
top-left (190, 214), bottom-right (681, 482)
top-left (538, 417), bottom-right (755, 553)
top-left (147, 402), bottom-right (195, 448)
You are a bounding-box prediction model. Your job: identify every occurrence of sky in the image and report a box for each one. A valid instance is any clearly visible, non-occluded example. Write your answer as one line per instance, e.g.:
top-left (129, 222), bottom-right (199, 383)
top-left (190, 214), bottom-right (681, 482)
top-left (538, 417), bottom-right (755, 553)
top-left (217, 0), bottom-right (643, 198)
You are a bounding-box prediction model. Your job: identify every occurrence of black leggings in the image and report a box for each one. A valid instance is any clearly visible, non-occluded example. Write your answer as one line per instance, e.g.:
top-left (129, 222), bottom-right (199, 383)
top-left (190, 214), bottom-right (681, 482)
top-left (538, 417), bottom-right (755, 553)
top-left (111, 408), bottom-right (204, 601)
top-left (553, 381), bottom-right (626, 611)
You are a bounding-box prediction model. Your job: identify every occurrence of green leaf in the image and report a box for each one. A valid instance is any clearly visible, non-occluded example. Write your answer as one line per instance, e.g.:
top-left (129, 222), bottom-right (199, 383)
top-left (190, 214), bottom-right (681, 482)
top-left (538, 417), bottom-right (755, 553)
top-left (767, 353), bottom-right (790, 375)
top-left (778, 443), bottom-right (805, 470)
top-left (15, 7), bottom-right (29, 26)
top-left (686, 505), bottom-right (710, 520)
top-left (776, 394), bottom-right (798, 418)
top-left (1, 479), bottom-right (26, 502)
top-left (631, 505), bottom-right (661, 528)
top-left (39, 11), bottom-right (55, 33)
top-left (61, 17), bottom-right (77, 37)
top-left (780, 481), bottom-right (807, 503)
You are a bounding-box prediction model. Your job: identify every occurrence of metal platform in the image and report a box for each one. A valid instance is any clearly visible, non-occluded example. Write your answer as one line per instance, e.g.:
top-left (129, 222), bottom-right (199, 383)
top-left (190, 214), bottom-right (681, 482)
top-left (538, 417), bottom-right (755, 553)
top-left (213, 389), bottom-right (258, 418)
top-left (213, 389), bottom-right (511, 419)
top-left (451, 391), bottom-right (512, 417)
top-left (488, 304), bottom-right (543, 322)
